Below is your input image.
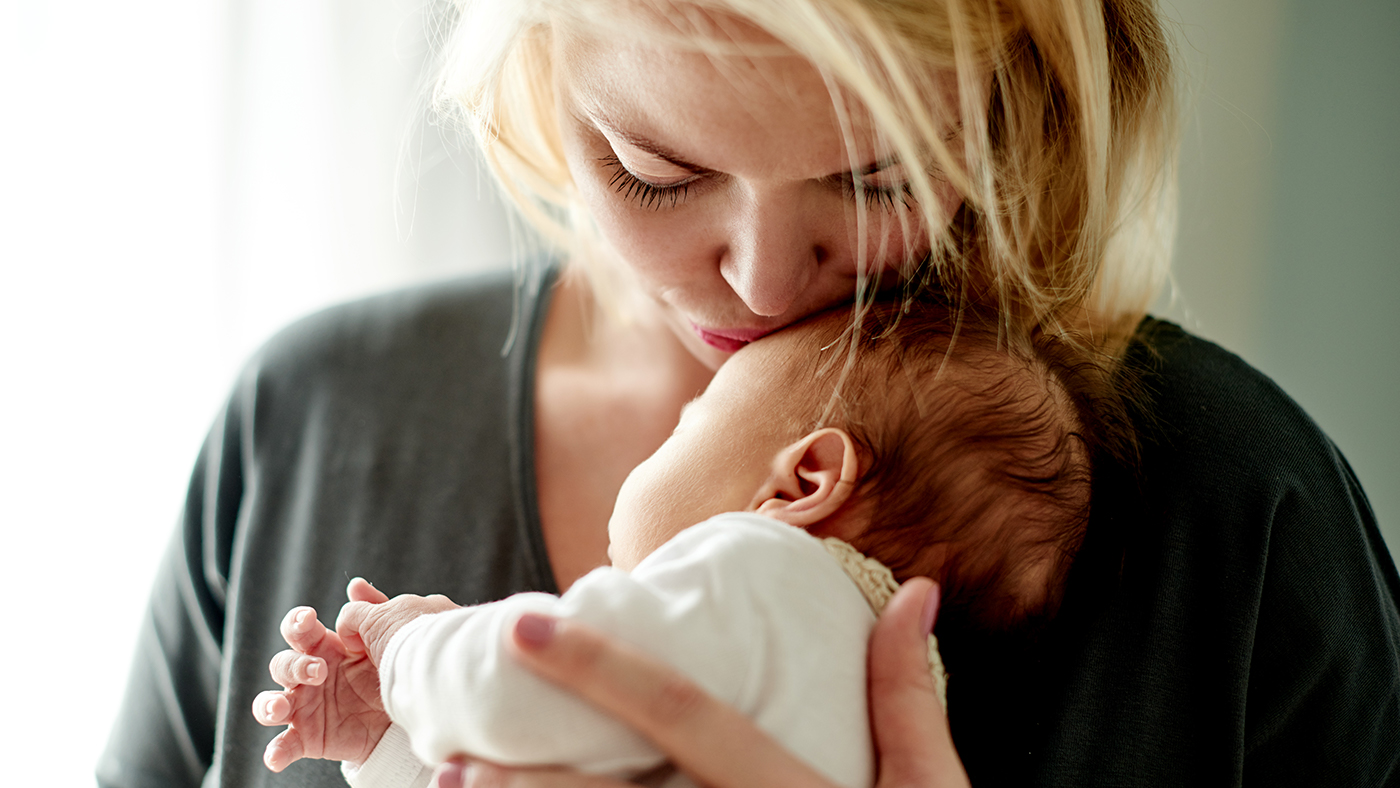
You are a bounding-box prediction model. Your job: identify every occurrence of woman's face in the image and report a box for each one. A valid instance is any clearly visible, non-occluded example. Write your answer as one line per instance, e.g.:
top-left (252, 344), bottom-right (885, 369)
top-left (556, 25), bottom-right (962, 369)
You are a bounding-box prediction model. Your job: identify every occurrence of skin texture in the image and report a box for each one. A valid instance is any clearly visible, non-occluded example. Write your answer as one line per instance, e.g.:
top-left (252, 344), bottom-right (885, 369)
top-left (607, 328), bottom-right (864, 569)
top-left (533, 29), bottom-right (958, 593)
top-left (556, 28), bottom-right (960, 372)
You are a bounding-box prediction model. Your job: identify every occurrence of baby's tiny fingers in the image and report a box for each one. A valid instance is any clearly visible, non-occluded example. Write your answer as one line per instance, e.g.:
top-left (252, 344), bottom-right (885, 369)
top-left (348, 576), bottom-right (390, 604)
top-left (336, 601), bottom-right (373, 654)
top-left (280, 606), bottom-right (330, 651)
top-left (264, 727), bottom-right (307, 773)
top-left (252, 690), bottom-right (291, 726)
top-left (269, 649), bottom-right (326, 687)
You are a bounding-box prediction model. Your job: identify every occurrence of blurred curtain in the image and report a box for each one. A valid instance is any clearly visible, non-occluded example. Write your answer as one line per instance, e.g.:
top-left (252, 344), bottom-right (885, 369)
top-left (217, 0), bottom-right (515, 363)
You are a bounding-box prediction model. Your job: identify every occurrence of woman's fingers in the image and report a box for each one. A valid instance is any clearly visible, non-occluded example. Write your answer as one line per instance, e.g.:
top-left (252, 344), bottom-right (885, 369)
top-left (263, 727), bottom-right (307, 773)
top-left (507, 613), bottom-right (835, 788)
top-left (268, 649), bottom-right (327, 688)
top-left (867, 578), bottom-right (969, 788)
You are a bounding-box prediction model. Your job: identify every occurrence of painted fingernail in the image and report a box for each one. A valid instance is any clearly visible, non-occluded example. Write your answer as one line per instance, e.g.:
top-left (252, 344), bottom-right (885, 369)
top-left (920, 582), bottom-right (941, 637)
top-left (514, 613), bottom-right (556, 649)
top-left (306, 661), bottom-right (320, 680)
top-left (435, 760), bottom-right (466, 788)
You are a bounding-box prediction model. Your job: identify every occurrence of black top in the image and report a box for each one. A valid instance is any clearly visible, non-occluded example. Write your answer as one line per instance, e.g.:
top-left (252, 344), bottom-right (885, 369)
top-left (98, 271), bottom-right (1400, 787)
top-left (949, 320), bottom-right (1400, 785)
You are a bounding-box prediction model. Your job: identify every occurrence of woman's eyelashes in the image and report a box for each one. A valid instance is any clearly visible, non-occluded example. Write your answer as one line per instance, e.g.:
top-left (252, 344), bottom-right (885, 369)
top-left (835, 162), bottom-right (919, 211)
top-left (596, 152), bottom-right (918, 212)
top-left (599, 155), bottom-right (696, 210)
top-left (841, 178), bottom-right (916, 211)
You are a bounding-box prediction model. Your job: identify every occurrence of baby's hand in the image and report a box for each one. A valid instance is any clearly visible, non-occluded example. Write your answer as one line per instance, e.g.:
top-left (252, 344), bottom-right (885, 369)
top-left (336, 579), bottom-right (460, 666)
top-left (252, 581), bottom-right (394, 771)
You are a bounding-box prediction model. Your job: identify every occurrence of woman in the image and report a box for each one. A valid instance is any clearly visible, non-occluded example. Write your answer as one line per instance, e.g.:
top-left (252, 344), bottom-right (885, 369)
top-left (98, 0), bottom-right (1400, 786)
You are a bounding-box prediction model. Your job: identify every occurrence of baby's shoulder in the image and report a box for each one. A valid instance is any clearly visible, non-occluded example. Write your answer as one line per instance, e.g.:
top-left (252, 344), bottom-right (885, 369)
top-left (636, 514), bottom-right (871, 610)
top-left (644, 513), bottom-right (831, 567)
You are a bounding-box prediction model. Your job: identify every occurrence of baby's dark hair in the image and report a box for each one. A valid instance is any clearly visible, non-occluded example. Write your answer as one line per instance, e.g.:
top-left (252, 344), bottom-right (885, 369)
top-left (785, 299), bottom-right (1133, 632)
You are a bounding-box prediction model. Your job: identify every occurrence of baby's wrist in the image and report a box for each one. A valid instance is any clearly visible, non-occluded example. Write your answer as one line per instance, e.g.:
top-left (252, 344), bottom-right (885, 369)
top-left (342, 723), bottom-right (426, 788)
top-left (351, 715), bottom-right (394, 766)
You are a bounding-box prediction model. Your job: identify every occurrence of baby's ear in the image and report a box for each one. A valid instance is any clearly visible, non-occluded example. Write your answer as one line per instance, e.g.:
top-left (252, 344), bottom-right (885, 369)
top-left (753, 428), bottom-right (859, 528)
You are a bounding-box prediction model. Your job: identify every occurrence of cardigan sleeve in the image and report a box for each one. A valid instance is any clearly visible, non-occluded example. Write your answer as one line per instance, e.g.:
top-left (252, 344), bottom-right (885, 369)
top-left (95, 397), bottom-right (244, 788)
top-left (1240, 441), bottom-right (1400, 784)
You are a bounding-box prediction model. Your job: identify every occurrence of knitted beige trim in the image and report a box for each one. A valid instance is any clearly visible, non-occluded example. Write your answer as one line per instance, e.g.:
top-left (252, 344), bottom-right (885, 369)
top-left (820, 538), bottom-right (949, 710)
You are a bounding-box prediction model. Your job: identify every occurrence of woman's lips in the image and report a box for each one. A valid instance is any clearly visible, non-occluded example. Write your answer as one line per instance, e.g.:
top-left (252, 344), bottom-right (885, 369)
top-left (690, 324), bottom-right (772, 353)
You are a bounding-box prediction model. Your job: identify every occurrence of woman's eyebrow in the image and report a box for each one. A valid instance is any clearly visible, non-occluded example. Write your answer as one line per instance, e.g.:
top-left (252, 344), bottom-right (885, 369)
top-left (592, 116), bottom-right (710, 173)
top-left (848, 155), bottom-right (902, 177)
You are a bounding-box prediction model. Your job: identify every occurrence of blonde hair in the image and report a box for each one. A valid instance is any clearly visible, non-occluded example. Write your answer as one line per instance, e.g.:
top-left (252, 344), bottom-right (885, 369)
top-left (435, 0), bottom-right (1178, 350)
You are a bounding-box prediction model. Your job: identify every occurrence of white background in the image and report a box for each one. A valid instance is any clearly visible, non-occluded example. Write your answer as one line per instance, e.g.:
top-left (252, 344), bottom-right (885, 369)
top-left (0, 0), bottom-right (1395, 785)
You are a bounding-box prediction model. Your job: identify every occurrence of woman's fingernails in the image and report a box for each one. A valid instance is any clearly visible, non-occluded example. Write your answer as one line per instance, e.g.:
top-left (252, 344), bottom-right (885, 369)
top-left (920, 582), bottom-right (941, 637)
top-left (294, 609), bottom-right (311, 629)
top-left (306, 661), bottom-right (320, 680)
top-left (514, 613), bottom-right (556, 649)
top-left (434, 760), bottom-right (467, 788)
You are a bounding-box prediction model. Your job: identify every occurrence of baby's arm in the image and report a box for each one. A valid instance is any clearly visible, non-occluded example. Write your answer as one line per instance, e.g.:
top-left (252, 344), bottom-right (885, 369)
top-left (376, 527), bottom-right (777, 775)
top-left (353, 516), bottom-right (877, 788)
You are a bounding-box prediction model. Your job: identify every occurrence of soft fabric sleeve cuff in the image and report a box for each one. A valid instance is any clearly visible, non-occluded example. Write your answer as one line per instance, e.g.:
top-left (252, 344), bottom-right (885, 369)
top-left (380, 613), bottom-right (437, 715)
top-left (341, 723), bottom-right (433, 788)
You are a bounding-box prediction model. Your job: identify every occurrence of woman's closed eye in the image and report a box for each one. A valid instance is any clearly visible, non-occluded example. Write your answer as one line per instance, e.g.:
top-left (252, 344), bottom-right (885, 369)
top-left (598, 154), bottom-right (700, 210)
top-left (596, 150), bottom-right (925, 213)
top-left (832, 161), bottom-right (919, 211)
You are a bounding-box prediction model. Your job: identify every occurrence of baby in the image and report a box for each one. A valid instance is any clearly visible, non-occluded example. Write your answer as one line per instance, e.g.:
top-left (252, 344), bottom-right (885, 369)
top-left (253, 300), bottom-right (1107, 788)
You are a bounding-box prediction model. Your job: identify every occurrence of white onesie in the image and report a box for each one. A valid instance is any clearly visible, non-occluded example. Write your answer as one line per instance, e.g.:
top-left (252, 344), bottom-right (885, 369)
top-left (343, 513), bottom-right (944, 788)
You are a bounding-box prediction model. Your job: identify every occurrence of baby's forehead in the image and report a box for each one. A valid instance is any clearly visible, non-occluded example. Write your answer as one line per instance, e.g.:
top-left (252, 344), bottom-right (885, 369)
top-left (707, 328), bottom-right (831, 409)
top-left (739, 322), bottom-right (835, 377)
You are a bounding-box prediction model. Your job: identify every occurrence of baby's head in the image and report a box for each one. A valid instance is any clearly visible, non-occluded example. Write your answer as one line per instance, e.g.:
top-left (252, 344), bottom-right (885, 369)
top-left (610, 301), bottom-right (1112, 630)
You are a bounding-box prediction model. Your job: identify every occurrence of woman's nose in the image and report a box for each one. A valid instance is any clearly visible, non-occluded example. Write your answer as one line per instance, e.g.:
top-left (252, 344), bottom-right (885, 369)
top-left (718, 193), bottom-right (826, 318)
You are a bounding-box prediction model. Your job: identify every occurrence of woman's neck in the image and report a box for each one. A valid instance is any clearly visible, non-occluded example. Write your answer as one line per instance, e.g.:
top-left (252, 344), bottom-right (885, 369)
top-left (532, 269), bottom-right (714, 591)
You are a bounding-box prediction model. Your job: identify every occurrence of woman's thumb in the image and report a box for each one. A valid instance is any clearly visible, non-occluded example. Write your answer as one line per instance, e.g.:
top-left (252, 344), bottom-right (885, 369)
top-left (868, 578), bottom-right (969, 788)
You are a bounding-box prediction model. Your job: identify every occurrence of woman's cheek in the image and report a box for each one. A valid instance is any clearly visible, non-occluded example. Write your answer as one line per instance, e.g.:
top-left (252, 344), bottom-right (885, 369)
top-left (592, 201), bottom-right (716, 288)
top-left (838, 210), bottom-right (926, 279)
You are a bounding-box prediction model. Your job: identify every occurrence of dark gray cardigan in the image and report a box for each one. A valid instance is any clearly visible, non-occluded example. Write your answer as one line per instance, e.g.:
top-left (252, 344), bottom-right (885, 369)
top-left (98, 268), bottom-right (1400, 787)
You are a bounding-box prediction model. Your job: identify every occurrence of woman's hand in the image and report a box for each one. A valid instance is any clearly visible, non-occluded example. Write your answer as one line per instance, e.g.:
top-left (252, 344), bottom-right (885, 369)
top-left (252, 580), bottom-right (395, 771)
top-left (432, 577), bottom-right (969, 787)
top-left (863, 579), bottom-right (968, 787)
